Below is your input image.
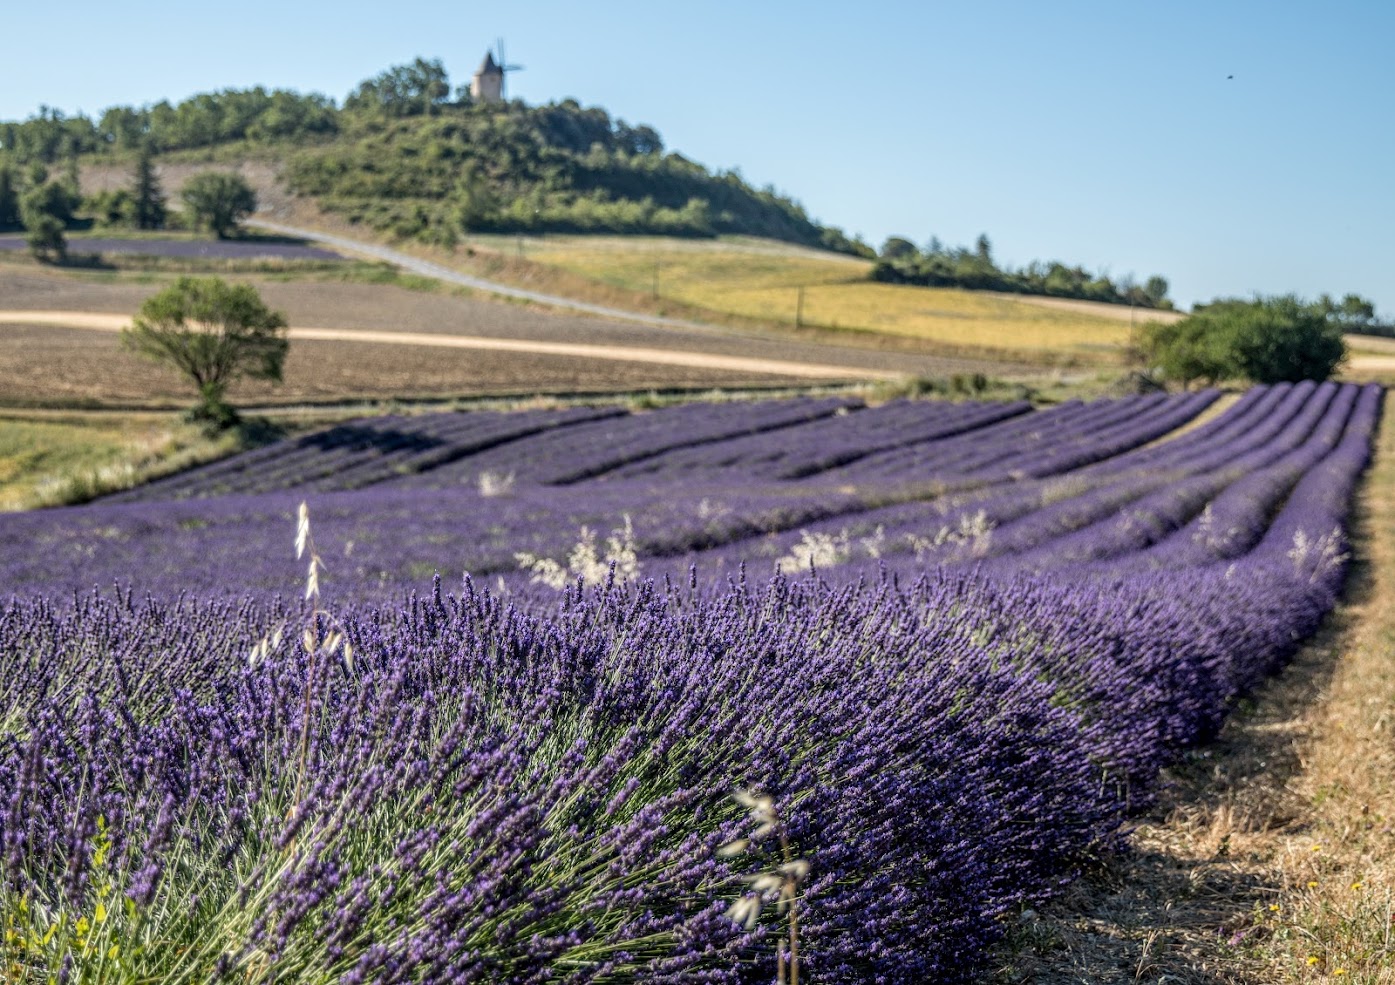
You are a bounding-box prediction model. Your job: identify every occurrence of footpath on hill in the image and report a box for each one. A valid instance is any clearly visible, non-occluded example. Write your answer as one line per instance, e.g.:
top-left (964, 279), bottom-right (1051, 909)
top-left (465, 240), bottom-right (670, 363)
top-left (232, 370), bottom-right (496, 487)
top-left (1001, 394), bottom-right (1395, 984)
top-left (246, 217), bottom-right (746, 336)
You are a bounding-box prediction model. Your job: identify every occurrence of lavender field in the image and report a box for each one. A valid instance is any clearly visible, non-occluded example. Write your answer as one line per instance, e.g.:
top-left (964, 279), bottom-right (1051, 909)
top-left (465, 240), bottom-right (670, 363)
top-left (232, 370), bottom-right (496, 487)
top-left (0, 382), bottom-right (1380, 982)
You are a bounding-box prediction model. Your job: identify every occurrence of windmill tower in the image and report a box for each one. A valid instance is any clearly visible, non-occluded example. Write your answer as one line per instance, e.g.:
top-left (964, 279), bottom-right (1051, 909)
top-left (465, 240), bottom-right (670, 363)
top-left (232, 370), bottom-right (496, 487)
top-left (471, 40), bottom-right (524, 104)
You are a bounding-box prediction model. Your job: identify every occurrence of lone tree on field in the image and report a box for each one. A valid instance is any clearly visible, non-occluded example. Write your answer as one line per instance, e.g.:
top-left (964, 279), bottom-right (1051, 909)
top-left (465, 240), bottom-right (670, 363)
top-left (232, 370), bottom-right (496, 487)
top-left (19, 182), bottom-right (71, 262)
top-left (181, 171), bottom-right (256, 238)
top-left (122, 276), bottom-right (288, 428)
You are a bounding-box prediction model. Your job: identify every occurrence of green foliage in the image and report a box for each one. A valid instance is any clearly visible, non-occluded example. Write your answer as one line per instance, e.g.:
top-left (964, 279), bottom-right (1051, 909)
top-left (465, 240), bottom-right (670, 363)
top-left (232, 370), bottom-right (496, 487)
top-left (1141, 295), bottom-right (1347, 387)
top-left (1143, 275), bottom-right (1170, 307)
top-left (1137, 317), bottom-right (1232, 388)
top-left (131, 146), bottom-right (167, 229)
top-left (81, 188), bottom-right (135, 226)
top-left (121, 276), bottom-right (289, 427)
top-left (0, 105), bottom-right (102, 162)
top-left (181, 171), bottom-right (256, 238)
top-left (880, 236), bottom-right (918, 260)
top-left (872, 236), bottom-right (1174, 310)
top-left (19, 181), bottom-right (74, 261)
top-left (285, 103), bottom-right (859, 248)
top-left (0, 164), bottom-right (19, 229)
top-left (343, 58), bottom-right (452, 117)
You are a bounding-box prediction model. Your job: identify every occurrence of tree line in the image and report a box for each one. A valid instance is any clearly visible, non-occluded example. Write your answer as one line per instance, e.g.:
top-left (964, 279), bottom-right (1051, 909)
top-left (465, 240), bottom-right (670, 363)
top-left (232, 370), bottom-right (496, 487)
top-left (871, 233), bottom-right (1174, 310)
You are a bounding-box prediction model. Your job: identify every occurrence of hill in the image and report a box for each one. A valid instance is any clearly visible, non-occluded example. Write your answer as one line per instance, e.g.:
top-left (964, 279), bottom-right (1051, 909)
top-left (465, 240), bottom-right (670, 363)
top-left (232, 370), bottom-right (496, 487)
top-left (0, 60), bottom-right (871, 255)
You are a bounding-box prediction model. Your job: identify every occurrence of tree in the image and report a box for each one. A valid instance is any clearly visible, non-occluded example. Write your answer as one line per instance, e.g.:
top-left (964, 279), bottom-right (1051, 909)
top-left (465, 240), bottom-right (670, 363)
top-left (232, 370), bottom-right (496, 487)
top-left (122, 277), bottom-right (289, 428)
top-left (19, 182), bottom-right (70, 261)
top-left (1322, 292), bottom-right (1378, 332)
top-left (130, 145), bottom-right (167, 229)
top-left (1138, 317), bottom-right (1233, 389)
top-left (181, 171), bottom-right (256, 238)
top-left (1143, 275), bottom-right (1171, 307)
top-left (1142, 295), bottom-right (1346, 387)
top-left (879, 236), bottom-right (919, 260)
top-left (1226, 295), bottom-right (1345, 383)
top-left (344, 58), bottom-right (451, 117)
top-left (974, 233), bottom-right (993, 264)
top-left (0, 166), bottom-right (20, 230)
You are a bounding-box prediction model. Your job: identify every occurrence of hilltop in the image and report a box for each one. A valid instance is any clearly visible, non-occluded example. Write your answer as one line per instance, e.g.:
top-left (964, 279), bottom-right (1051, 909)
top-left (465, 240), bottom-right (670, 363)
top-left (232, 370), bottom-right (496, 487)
top-left (0, 59), bottom-right (871, 255)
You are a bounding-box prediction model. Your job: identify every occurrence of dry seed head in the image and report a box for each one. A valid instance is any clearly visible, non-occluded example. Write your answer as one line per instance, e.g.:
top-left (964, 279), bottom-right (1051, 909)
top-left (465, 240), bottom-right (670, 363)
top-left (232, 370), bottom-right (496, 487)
top-left (747, 873), bottom-right (784, 894)
top-left (725, 895), bottom-right (762, 930)
top-left (295, 502), bottom-right (310, 560)
top-left (717, 839), bottom-right (750, 858)
top-left (779, 860), bottom-right (810, 881)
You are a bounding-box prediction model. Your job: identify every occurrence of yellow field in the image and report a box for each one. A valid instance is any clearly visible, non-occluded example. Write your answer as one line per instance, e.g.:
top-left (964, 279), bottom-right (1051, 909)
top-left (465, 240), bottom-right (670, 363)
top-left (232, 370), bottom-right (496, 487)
top-left (468, 234), bottom-right (1159, 361)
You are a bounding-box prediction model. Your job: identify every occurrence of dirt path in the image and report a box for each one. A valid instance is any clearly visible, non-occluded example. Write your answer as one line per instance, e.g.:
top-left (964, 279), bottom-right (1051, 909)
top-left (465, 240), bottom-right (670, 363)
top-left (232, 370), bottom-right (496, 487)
top-left (0, 311), bottom-right (899, 382)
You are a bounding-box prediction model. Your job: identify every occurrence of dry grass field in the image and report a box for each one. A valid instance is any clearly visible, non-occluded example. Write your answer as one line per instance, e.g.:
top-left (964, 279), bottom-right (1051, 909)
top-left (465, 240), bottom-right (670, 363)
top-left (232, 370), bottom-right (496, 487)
top-left (463, 233), bottom-right (1161, 360)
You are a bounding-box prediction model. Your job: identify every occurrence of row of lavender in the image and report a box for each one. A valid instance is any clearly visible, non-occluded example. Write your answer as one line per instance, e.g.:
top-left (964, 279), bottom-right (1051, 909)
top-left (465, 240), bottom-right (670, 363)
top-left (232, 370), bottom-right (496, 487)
top-left (0, 384), bottom-right (1380, 982)
top-left (3, 393), bottom-right (1217, 600)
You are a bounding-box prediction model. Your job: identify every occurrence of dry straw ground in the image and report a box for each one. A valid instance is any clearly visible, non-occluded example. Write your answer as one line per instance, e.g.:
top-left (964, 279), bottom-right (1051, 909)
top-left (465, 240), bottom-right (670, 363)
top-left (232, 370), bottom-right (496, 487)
top-left (461, 232), bottom-right (1170, 361)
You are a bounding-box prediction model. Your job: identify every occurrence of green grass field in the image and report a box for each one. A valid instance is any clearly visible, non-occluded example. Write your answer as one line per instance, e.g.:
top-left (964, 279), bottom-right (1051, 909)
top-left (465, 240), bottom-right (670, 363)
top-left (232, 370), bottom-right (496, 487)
top-left (0, 413), bottom-right (245, 510)
top-left (466, 234), bottom-right (1162, 361)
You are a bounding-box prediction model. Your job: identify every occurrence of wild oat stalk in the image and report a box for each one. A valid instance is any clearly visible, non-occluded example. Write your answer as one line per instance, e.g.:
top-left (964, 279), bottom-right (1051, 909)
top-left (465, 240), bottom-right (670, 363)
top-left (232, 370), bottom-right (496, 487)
top-left (246, 501), bottom-right (353, 819)
top-left (721, 790), bottom-right (809, 985)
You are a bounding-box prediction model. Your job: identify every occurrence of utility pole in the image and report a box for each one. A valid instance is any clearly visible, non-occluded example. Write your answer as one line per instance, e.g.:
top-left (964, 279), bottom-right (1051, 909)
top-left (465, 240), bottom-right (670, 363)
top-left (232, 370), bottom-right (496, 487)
top-left (652, 258), bottom-right (660, 300)
top-left (795, 286), bottom-right (805, 328)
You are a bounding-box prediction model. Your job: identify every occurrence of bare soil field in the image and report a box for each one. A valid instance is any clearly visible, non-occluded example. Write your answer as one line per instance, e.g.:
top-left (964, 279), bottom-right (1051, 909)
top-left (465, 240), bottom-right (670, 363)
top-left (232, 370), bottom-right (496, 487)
top-left (0, 269), bottom-right (1036, 408)
top-left (0, 323), bottom-right (842, 407)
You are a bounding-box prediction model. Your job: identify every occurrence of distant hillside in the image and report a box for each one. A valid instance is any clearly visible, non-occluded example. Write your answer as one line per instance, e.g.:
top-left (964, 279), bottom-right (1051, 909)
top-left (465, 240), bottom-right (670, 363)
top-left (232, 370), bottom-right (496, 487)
top-left (0, 59), bottom-right (873, 255)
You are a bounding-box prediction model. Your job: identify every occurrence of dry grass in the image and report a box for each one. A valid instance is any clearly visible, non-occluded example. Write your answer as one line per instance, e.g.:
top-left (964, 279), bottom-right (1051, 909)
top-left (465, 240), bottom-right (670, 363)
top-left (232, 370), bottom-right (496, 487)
top-left (998, 394), bottom-right (1395, 984)
top-left (464, 233), bottom-right (1146, 360)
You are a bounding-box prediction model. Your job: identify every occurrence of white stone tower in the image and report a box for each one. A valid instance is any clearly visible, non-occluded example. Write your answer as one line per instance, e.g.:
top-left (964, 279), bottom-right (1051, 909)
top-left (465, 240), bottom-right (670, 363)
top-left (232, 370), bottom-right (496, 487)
top-left (471, 51), bottom-right (504, 104)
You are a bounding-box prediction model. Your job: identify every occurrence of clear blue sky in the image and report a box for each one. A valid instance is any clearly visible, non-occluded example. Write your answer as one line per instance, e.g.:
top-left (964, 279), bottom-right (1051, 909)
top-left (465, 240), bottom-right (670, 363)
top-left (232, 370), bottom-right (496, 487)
top-left (4, 1), bottom-right (1392, 313)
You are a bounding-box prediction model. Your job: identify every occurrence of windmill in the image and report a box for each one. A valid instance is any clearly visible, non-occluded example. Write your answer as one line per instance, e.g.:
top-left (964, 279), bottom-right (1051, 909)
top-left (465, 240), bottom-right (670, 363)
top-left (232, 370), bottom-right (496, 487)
top-left (495, 39), bottom-right (525, 100)
top-left (472, 39), bottom-right (524, 104)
